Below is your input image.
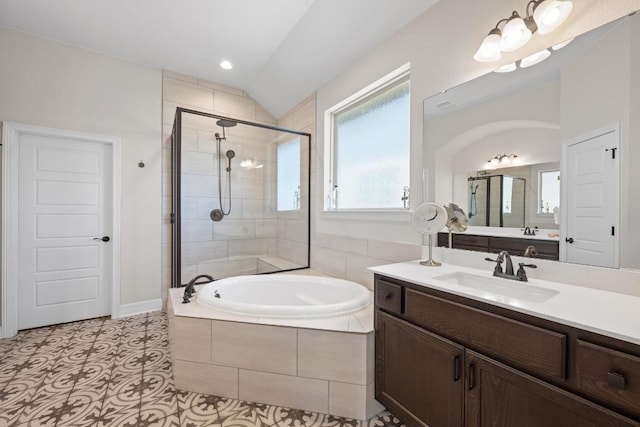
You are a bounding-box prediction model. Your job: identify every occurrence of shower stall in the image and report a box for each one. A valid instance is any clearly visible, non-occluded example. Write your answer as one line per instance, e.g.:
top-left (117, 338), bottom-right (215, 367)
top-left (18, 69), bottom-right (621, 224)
top-left (170, 108), bottom-right (311, 287)
top-left (468, 174), bottom-right (526, 228)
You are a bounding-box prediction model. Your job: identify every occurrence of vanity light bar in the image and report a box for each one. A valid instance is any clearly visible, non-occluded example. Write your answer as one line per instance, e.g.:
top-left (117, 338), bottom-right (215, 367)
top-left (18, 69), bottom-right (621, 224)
top-left (474, 0), bottom-right (573, 63)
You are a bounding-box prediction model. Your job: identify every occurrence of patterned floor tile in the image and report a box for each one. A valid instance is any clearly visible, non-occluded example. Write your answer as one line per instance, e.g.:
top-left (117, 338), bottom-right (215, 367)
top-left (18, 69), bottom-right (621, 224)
top-left (17, 387), bottom-right (101, 427)
top-left (0, 311), bottom-right (405, 427)
top-left (0, 382), bottom-right (38, 426)
top-left (218, 399), bottom-right (287, 427)
top-left (179, 403), bottom-right (223, 427)
top-left (362, 411), bottom-right (405, 427)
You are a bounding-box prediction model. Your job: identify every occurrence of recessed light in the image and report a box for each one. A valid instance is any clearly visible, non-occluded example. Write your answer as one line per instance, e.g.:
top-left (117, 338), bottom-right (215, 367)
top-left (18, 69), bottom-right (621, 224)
top-left (220, 60), bottom-right (233, 70)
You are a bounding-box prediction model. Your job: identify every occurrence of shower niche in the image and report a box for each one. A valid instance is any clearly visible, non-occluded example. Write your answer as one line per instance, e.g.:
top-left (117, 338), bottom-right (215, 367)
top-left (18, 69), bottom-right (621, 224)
top-left (170, 108), bottom-right (311, 287)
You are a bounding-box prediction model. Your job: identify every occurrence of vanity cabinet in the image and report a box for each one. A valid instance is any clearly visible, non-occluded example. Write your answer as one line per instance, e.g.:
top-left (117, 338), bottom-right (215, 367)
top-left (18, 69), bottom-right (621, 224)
top-left (374, 274), bottom-right (640, 427)
top-left (466, 351), bottom-right (637, 427)
top-left (437, 232), bottom-right (560, 260)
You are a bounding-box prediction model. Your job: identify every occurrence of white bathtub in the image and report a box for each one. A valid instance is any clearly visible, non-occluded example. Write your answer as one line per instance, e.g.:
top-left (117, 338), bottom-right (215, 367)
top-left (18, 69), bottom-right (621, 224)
top-left (196, 274), bottom-right (371, 318)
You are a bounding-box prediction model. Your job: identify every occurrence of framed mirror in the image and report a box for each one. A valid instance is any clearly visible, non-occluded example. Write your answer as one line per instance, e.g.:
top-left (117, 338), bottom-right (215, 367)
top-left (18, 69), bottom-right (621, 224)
top-left (423, 12), bottom-right (640, 269)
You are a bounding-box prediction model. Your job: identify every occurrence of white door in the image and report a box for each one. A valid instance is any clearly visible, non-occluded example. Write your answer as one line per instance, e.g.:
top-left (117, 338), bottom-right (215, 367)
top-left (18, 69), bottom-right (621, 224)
top-left (17, 132), bottom-right (112, 329)
top-left (565, 127), bottom-right (619, 268)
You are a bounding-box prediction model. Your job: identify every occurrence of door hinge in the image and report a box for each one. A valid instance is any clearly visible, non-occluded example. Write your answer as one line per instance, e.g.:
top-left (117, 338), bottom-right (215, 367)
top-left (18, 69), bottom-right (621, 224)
top-left (612, 226), bottom-right (615, 236)
top-left (170, 213), bottom-right (176, 224)
top-left (606, 147), bottom-right (618, 159)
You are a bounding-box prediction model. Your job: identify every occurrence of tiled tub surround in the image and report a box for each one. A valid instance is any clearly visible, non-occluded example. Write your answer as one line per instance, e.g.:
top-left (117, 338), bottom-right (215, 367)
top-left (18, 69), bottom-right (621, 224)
top-left (168, 286), bottom-right (383, 421)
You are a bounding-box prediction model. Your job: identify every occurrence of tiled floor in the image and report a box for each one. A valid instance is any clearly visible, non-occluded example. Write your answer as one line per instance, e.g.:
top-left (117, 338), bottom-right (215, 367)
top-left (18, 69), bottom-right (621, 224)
top-left (0, 311), bottom-right (404, 427)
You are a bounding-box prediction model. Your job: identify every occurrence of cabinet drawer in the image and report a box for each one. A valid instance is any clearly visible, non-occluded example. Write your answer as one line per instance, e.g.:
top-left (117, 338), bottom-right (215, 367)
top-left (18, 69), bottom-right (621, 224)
top-left (576, 340), bottom-right (640, 418)
top-left (375, 280), bottom-right (402, 315)
top-left (405, 289), bottom-right (566, 380)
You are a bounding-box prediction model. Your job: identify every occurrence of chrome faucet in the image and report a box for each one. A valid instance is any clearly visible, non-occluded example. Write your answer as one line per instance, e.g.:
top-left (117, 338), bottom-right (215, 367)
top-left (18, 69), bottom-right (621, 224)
top-left (485, 250), bottom-right (537, 282)
top-left (182, 274), bottom-right (215, 303)
top-left (523, 226), bottom-right (536, 236)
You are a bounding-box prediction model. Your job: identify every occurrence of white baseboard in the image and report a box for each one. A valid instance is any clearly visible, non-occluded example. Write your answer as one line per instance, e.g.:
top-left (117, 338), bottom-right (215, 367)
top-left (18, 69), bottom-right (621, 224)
top-left (116, 299), bottom-right (163, 318)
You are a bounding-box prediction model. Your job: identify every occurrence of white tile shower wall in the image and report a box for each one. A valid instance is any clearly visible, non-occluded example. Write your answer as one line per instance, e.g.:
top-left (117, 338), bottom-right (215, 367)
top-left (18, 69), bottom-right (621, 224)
top-left (163, 71), bottom-right (298, 290)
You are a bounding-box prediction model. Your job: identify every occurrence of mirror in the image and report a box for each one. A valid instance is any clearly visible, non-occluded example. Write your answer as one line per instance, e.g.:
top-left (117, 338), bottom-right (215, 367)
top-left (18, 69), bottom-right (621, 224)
top-left (423, 12), bottom-right (640, 269)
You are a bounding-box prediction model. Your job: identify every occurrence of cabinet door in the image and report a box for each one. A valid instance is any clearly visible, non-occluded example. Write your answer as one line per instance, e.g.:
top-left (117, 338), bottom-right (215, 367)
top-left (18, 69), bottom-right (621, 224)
top-left (376, 311), bottom-right (464, 427)
top-left (465, 350), bottom-right (640, 427)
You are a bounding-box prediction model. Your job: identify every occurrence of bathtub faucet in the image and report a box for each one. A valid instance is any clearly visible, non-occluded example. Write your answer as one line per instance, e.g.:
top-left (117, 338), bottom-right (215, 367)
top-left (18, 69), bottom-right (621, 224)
top-left (182, 274), bottom-right (215, 304)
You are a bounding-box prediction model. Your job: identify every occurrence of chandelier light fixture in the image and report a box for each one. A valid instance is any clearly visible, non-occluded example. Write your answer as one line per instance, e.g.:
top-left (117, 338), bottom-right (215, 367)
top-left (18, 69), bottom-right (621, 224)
top-left (474, 0), bottom-right (573, 64)
top-left (484, 154), bottom-right (519, 169)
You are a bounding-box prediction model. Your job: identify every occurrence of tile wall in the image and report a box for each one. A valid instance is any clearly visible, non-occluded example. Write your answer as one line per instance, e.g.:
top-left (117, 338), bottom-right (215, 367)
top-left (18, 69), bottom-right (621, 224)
top-left (162, 70), bottom-right (422, 300)
top-left (161, 71), bottom-right (309, 298)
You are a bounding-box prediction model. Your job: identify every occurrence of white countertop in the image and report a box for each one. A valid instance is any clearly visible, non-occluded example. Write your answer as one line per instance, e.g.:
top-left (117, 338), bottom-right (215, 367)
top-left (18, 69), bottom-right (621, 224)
top-left (370, 261), bottom-right (640, 346)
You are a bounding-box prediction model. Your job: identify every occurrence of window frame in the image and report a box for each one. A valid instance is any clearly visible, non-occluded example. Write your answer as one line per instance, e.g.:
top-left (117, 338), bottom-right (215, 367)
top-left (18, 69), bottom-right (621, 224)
top-left (276, 136), bottom-right (301, 212)
top-left (325, 66), bottom-right (411, 213)
top-left (537, 169), bottom-right (560, 215)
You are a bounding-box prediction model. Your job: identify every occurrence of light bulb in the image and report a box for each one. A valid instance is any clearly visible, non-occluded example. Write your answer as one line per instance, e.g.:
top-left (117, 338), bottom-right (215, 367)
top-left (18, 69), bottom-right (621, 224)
top-left (552, 37), bottom-right (574, 50)
top-left (500, 155), bottom-right (511, 165)
top-left (494, 63), bottom-right (517, 73)
top-left (533, 0), bottom-right (573, 35)
top-left (520, 49), bottom-right (551, 68)
top-left (474, 30), bottom-right (502, 62)
top-left (490, 157), bottom-right (500, 166)
top-left (500, 13), bottom-right (532, 52)
top-left (220, 60), bottom-right (233, 70)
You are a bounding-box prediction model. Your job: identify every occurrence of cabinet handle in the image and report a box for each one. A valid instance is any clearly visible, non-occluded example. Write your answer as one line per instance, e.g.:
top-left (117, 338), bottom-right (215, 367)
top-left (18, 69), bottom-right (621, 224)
top-left (607, 371), bottom-right (626, 390)
top-left (384, 293), bottom-right (393, 301)
top-left (452, 356), bottom-right (460, 382)
top-left (467, 363), bottom-right (475, 390)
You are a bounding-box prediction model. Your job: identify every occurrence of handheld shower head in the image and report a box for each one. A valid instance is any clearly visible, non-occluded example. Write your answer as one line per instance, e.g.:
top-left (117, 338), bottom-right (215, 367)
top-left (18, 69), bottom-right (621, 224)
top-left (226, 150), bottom-right (235, 159)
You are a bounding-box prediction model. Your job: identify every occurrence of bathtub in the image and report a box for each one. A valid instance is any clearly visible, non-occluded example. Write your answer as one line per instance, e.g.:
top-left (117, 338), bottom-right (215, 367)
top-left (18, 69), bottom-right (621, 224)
top-left (196, 274), bottom-right (371, 318)
top-left (168, 272), bottom-right (382, 420)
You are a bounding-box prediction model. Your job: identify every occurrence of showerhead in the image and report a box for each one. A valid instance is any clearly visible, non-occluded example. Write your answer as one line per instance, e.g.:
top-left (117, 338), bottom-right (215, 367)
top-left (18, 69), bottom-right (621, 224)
top-left (216, 119), bottom-right (238, 128)
top-left (226, 150), bottom-right (235, 159)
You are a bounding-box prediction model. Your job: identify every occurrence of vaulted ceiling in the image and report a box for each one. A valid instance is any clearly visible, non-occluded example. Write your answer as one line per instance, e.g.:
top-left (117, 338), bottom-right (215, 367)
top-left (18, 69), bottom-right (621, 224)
top-left (0, 0), bottom-right (439, 118)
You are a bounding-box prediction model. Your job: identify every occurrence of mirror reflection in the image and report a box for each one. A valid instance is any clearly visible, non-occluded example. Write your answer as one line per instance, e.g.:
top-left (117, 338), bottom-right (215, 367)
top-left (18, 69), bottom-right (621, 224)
top-left (424, 13), bottom-right (640, 269)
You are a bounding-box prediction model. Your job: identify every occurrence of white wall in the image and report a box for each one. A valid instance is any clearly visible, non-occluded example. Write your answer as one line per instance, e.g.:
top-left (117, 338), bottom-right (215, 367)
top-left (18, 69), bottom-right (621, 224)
top-left (312, 0), bottom-right (640, 274)
top-left (0, 27), bottom-right (162, 307)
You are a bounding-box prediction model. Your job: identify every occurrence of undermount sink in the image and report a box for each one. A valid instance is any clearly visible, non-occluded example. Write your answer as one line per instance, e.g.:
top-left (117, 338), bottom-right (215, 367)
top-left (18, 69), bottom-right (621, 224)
top-left (433, 272), bottom-right (559, 304)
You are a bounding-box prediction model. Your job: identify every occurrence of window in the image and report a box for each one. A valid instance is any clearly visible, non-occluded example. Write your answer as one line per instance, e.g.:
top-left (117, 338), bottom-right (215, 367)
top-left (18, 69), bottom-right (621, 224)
top-left (327, 73), bottom-right (410, 210)
top-left (502, 176), bottom-right (513, 214)
top-left (277, 137), bottom-right (301, 211)
top-left (538, 170), bottom-right (560, 214)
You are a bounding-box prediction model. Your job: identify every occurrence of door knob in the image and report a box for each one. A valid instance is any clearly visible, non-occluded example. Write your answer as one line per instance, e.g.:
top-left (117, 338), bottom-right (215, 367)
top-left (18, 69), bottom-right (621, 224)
top-left (93, 236), bottom-right (110, 242)
top-left (565, 237), bottom-right (574, 244)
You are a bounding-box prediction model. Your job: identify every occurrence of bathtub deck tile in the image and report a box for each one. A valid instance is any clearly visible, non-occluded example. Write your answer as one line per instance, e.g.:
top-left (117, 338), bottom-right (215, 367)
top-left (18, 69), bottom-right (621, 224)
top-left (239, 370), bottom-right (329, 415)
top-left (211, 320), bottom-right (298, 375)
top-left (297, 329), bottom-right (370, 385)
top-left (173, 360), bottom-right (239, 399)
top-left (168, 287), bottom-right (374, 334)
top-left (171, 316), bottom-right (212, 363)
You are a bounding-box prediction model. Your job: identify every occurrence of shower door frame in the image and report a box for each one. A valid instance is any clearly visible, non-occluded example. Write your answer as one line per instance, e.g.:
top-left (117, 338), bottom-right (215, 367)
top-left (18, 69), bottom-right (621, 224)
top-left (468, 174), bottom-right (526, 228)
top-left (170, 107), bottom-right (312, 288)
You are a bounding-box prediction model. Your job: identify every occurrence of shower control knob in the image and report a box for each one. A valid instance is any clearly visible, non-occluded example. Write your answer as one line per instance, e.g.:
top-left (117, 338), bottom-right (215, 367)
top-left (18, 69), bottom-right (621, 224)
top-left (565, 237), bottom-right (574, 244)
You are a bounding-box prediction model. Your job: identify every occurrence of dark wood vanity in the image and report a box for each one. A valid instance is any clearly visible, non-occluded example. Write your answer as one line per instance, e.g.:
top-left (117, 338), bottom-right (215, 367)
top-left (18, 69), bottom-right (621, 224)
top-left (374, 273), bottom-right (640, 427)
top-left (437, 232), bottom-right (560, 260)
